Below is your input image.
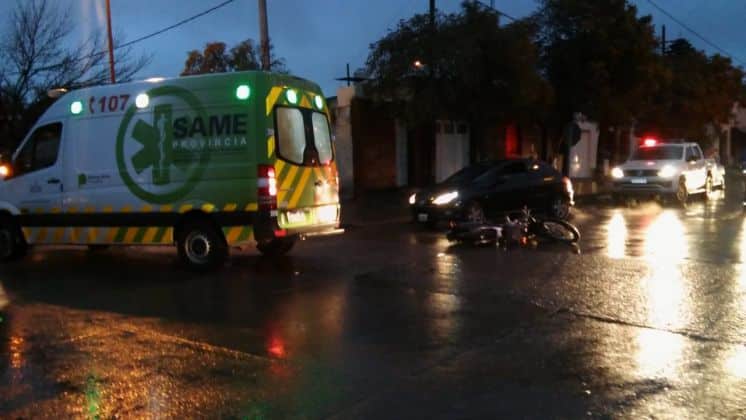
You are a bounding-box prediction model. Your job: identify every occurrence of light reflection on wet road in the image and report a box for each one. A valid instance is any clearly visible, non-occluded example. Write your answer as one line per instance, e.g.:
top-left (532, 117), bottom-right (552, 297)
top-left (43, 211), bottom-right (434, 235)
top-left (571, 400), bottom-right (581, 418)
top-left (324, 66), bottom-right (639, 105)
top-left (0, 185), bottom-right (745, 417)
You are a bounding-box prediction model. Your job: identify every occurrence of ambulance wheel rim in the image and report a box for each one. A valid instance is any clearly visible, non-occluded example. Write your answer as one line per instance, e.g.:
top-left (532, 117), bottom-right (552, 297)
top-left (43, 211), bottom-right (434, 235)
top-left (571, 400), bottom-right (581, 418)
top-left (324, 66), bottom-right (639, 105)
top-left (185, 231), bottom-right (211, 264)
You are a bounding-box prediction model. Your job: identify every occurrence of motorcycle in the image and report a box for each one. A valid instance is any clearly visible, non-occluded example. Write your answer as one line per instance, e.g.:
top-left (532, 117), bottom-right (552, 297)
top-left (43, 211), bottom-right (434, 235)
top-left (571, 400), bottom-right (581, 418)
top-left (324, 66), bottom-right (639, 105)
top-left (446, 207), bottom-right (580, 247)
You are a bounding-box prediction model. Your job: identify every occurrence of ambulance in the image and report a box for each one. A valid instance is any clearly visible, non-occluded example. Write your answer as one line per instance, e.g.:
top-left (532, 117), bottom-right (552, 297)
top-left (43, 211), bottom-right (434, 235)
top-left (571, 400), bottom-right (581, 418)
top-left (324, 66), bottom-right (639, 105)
top-left (0, 71), bottom-right (342, 270)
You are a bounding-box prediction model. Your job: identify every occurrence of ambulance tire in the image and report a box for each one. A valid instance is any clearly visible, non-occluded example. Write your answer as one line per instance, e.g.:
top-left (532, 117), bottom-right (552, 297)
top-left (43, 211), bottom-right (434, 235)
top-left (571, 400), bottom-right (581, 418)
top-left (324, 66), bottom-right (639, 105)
top-left (0, 217), bottom-right (26, 262)
top-left (177, 221), bottom-right (228, 271)
top-left (257, 238), bottom-right (296, 257)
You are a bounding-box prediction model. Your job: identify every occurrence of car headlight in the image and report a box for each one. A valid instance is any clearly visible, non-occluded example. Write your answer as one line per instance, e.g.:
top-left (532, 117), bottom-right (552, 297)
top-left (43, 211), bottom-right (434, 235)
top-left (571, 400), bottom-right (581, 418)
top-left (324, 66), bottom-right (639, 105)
top-left (611, 167), bottom-right (624, 179)
top-left (408, 193), bottom-right (416, 205)
top-left (658, 165), bottom-right (676, 178)
top-left (433, 191), bottom-right (458, 205)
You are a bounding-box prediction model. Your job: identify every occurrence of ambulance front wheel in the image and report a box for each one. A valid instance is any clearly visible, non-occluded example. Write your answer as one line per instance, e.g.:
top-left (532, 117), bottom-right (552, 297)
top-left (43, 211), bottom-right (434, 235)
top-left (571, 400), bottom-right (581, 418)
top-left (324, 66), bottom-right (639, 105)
top-left (0, 218), bottom-right (27, 262)
top-left (256, 238), bottom-right (296, 257)
top-left (177, 221), bottom-right (228, 271)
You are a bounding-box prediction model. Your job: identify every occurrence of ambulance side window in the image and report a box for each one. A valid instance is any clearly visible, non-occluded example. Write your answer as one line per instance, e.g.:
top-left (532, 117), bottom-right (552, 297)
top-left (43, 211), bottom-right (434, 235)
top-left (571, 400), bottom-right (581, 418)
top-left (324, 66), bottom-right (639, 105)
top-left (311, 112), bottom-right (333, 164)
top-left (276, 108), bottom-right (306, 165)
top-left (14, 122), bottom-right (62, 177)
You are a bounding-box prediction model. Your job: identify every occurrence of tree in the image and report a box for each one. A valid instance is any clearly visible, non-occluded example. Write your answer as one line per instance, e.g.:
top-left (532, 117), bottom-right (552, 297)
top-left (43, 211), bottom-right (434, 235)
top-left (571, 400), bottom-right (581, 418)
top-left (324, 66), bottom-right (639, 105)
top-left (0, 0), bottom-right (150, 147)
top-left (637, 39), bottom-right (745, 142)
top-left (181, 39), bottom-right (287, 76)
top-left (363, 1), bottom-right (551, 161)
top-left (535, 0), bottom-right (662, 162)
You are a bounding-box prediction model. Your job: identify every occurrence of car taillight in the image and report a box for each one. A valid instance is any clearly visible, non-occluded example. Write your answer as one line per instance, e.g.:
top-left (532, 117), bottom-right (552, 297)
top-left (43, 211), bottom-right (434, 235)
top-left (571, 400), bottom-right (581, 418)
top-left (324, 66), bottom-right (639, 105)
top-left (258, 164), bottom-right (277, 210)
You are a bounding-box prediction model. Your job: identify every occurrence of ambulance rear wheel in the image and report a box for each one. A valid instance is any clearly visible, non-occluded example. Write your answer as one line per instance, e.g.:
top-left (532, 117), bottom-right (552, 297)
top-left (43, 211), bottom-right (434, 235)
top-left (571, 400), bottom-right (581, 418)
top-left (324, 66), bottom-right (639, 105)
top-left (177, 221), bottom-right (227, 271)
top-left (0, 219), bottom-right (26, 262)
top-left (257, 238), bottom-right (296, 257)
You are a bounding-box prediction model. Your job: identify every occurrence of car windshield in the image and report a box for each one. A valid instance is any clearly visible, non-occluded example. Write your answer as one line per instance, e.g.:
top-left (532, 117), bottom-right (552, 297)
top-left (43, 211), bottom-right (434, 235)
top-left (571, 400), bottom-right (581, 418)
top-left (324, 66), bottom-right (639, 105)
top-left (631, 145), bottom-right (683, 160)
top-left (442, 164), bottom-right (491, 183)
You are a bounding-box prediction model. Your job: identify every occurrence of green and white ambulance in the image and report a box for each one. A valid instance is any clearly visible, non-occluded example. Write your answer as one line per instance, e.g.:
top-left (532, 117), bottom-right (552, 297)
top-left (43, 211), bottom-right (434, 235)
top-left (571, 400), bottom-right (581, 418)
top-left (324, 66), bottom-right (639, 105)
top-left (0, 71), bottom-right (342, 269)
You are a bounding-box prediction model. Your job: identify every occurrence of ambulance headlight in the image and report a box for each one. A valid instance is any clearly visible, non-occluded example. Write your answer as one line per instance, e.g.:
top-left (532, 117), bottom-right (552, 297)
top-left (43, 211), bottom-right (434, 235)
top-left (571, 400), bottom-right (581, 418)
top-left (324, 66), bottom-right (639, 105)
top-left (611, 167), bottom-right (624, 179)
top-left (658, 165), bottom-right (676, 178)
top-left (408, 193), bottom-right (416, 205)
top-left (135, 93), bottom-right (149, 109)
top-left (433, 191), bottom-right (458, 205)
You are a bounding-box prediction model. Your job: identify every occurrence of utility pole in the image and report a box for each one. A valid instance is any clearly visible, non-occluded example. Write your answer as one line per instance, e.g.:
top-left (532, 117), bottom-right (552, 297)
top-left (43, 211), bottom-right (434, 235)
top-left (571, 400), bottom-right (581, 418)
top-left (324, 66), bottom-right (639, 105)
top-left (258, 0), bottom-right (270, 71)
top-left (105, 0), bottom-right (116, 83)
top-left (661, 24), bottom-right (666, 55)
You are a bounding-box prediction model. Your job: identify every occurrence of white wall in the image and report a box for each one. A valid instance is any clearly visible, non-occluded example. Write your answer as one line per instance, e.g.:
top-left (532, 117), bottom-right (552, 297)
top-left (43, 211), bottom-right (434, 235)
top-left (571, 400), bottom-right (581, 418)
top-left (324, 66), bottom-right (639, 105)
top-left (435, 121), bottom-right (470, 182)
top-left (569, 121), bottom-right (599, 179)
top-left (333, 86), bottom-right (356, 199)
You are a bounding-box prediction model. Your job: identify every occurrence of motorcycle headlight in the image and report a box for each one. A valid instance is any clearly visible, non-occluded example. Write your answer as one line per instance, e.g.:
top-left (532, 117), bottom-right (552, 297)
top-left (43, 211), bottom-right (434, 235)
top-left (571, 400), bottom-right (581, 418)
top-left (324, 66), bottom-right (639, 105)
top-left (408, 193), bottom-right (416, 205)
top-left (433, 191), bottom-right (459, 205)
top-left (611, 167), bottom-right (624, 179)
top-left (658, 165), bottom-right (676, 178)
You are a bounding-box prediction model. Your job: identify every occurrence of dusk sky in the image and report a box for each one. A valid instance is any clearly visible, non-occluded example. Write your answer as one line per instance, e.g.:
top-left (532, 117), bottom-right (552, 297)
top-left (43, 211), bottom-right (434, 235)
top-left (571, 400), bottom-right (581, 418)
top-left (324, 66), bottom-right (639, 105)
top-left (1, 0), bottom-right (744, 96)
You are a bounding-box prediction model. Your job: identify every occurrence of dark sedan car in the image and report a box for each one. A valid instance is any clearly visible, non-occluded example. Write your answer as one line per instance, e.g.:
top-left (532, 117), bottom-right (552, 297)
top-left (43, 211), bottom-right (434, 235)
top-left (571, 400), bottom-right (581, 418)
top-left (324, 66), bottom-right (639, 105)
top-left (409, 159), bottom-right (574, 225)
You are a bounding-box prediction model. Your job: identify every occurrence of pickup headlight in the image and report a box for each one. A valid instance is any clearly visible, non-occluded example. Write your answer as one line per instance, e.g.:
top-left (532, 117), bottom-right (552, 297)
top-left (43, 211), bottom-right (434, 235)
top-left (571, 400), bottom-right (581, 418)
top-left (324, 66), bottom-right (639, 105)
top-left (433, 191), bottom-right (458, 205)
top-left (611, 167), bottom-right (624, 179)
top-left (658, 165), bottom-right (676, 178)
top-left (408, 193), bottom-right (416, 205)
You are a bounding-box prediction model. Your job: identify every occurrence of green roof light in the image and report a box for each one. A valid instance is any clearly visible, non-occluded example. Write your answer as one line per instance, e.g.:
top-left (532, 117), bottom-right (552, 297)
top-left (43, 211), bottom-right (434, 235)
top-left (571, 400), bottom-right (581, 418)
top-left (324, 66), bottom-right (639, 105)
top-left (236, 84), bottom-right (251, 100)
top-left (314, 95), bottom-right (324, 110)
top-left (70, 101), bottom-right (83, 115)
top-left (286, 89), bottom-right (298, 104)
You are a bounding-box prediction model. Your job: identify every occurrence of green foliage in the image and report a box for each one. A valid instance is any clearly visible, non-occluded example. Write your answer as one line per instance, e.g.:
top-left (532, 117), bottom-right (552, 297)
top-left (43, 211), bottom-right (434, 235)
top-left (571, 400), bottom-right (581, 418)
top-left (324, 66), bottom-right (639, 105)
top-left (363, 1), bottom-right (550, 127)
top-left (181, 39), bottom-right (287, 76)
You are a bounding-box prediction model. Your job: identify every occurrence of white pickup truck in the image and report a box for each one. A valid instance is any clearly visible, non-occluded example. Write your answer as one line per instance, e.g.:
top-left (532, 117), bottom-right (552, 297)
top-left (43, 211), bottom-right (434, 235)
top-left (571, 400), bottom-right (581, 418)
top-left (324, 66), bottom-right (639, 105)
top-left (611, 140), bottom-right (725, 204)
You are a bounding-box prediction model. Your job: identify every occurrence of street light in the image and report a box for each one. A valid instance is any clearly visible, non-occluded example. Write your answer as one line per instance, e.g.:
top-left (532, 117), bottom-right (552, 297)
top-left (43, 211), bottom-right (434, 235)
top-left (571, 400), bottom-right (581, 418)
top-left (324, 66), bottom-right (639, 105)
top-left (413, 60), bottom-right (425, 69)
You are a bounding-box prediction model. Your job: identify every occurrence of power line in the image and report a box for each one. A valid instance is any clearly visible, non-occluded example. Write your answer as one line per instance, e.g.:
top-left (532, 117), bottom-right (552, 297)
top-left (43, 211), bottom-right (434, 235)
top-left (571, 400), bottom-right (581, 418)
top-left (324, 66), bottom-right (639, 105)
top-left (477, 0), bottom-right (517, 22)
top-left (38, 0), bottom-right (238, 72)
top-left (117, 0), bottom-right (236, 51)
top-left (645, 0), bottom-right (746, 66)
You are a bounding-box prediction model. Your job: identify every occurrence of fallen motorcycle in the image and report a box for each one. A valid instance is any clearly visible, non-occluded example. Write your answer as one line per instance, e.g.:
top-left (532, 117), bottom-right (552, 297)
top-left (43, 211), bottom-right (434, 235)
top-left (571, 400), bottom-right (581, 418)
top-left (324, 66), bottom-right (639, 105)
top-left (446, 207), bottom-right (580, 247)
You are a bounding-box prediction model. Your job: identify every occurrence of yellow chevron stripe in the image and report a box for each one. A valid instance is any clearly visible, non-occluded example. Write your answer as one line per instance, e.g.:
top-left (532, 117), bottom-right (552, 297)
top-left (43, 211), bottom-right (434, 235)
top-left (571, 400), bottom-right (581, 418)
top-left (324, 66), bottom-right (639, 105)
top-left (121, 205), bottom-right (132, 213)
top-left (245, 203), bottom-right (258, 211)
top-left (53, 228), bottom-right (65, 242)
top-left (300, 95), bottom-right (311, 109)
top-left (201, 203), bottom-right (216, 213)
top-left (161, 204), bottom-right (173, 212)
top-left (278, 165), bottom-right (299, 203)
top-left (87, 228), bottom-right (97, 243)
top-left (179, 204), bottom-right (193, 213)
top-left (161, 228), bottom-right (173, 244)
top-left (224, 203), bottom-right (237, 212)
top-left (124, 228), bottom-right (138, 243)
top-left (275, 159), bottom-right (285, 177)
top-left (21, 228), bottom-right (31, 242)
top-left (84, 206), bottom-right (96, 213)
top-left (267, 135), bottom-right (275, 158)
top-left (266, 86), bottom-right (283, 115)
top-left (37, 228), bottom-right (48, 243)
top-left (71, 227), bottom-right (81, 243)
top-left (143, 227), bottom-right (158, 243)
top-left (142, 204), bottom-right (153, 212)
top-left (227, 227), bottom-right (242, 244)
top-left (107, 227), bottom-right (119, 243)
top-left (289, 168), bottom-right (312, 208)
top-left (103, 205), bottom-right (113, 213)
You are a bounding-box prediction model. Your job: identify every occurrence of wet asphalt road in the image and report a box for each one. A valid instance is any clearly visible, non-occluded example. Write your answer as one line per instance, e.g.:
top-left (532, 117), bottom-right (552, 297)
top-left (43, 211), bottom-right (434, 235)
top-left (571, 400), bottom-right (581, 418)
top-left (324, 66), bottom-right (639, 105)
top-left (1, 184), bottom-right (745, 418)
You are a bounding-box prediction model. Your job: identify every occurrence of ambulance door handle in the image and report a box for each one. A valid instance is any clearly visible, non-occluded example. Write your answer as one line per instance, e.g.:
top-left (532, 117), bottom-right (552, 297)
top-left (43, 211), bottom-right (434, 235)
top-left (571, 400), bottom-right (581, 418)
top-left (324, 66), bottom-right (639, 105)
top-left (47, 178), bottom-right (61, 184)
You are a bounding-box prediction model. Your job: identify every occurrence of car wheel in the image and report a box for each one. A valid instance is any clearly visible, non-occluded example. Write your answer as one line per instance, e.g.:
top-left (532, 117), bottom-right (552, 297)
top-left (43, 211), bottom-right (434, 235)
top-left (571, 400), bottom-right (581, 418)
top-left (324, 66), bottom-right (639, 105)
top-left (0, 218), bottom-right (26, 262)
top-left (177, 221), bottom-right (227, 271)
top-left (257, 238), bottom-right (296, 257)
top-left (549, 198), bottom-right (571, 220)
top-left (464, 202), bottom-right (485, 223)
top-left (676, 179), bottom-right (689, 205)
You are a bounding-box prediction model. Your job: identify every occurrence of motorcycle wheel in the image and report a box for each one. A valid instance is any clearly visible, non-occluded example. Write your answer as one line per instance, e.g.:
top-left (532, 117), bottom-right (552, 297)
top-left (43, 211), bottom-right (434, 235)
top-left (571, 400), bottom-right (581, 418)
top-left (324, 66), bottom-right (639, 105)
top-left (537, 219), bottom-right (580, 244)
